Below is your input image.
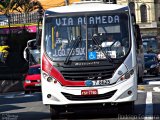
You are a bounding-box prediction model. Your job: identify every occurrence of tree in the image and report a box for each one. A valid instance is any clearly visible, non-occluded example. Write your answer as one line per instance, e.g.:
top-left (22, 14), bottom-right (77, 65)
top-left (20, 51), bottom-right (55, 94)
top-left (0, 0), bottom-right (43, 26)
top-left (11, 0), bottom-right (43, 23)
top-left (10, 0), bottom-right (43, 63)
top-left (11, 0), bottom-right (42, 13)
top-left (0, 0), bottom-right (15, 36)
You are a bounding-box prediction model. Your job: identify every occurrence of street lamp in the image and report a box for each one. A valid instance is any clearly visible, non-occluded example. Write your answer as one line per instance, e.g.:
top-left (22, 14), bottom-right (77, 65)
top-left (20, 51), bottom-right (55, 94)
top-left (5, 14), bottom-right (11, 45)
top-left (36, 7), bottom-right (43, 47)
top-left (65, 0), bottom-right (69, 5)
top-left (37, 7), bottom-right (43, 24)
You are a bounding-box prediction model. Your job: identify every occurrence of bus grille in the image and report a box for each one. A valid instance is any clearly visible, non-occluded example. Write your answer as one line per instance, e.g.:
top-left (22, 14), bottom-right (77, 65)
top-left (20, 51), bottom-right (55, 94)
top-left (61, 90), bottom-right (117, 101)
top-left (58, 63), bottom-right (115, 81)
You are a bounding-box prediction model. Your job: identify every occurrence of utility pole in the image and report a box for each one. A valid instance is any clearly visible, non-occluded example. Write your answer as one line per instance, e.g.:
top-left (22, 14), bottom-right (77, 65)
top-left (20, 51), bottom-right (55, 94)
top-left (36, 7), bottom-right (43, 47)
top-left (65, 0), bottom-right (69, 5)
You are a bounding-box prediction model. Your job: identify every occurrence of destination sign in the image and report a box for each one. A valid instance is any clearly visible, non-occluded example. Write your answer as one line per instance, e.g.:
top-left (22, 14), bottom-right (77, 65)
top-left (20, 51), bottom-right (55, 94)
top-left (54, 15), bottom-right (120, 26)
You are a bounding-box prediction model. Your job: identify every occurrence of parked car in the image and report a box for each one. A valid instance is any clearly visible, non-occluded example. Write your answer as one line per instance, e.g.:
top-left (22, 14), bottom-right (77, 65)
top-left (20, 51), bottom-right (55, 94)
top-left (144, 53), bottom-right (159, 76)
top-left (142, 35), bottom-right (160, 61)
top-left (23, 64), bottom-right (41, 94)
top-left (142, 35), bottom-right (160, 54)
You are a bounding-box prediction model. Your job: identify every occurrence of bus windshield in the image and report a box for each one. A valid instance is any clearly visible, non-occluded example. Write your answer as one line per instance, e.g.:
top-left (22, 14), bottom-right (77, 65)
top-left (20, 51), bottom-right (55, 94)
top-left (44, 13), bottom-right (130, 61)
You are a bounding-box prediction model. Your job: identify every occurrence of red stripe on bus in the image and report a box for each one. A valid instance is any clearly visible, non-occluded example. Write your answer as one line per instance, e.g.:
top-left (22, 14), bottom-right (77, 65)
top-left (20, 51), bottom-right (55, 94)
top-left (42, 54), bottom-right (85, 86)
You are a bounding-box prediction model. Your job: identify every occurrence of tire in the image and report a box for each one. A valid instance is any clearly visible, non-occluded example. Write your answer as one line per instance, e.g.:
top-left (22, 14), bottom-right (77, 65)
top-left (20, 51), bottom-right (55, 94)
top-left (118, 101), bottom-right (134, 115)
top-left (50, 105), bottom-right (65, 119)
top-left (24, 91), bottom-right (30, 94)
top-left (155, 71), bottom-right (159, 77)
top-left (137, 69), bottom-right (143, 84)
top-left (155, 74), bottom-right (159, 77)
top-left (138, 76), bottom-right (143, 84)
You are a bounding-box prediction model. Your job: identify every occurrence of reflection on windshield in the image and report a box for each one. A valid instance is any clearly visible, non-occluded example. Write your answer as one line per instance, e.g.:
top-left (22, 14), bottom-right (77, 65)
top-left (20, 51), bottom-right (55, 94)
top-left (143, 39), bottom-right (158, 53)
top-left (30, 49), bottom-right (40, 63)
top-left (144, 56), bottom-right (156, 62)
top-left (45, 13), bottom-right (130, 61)
top-left (64, 36), bottom-right (82, 64)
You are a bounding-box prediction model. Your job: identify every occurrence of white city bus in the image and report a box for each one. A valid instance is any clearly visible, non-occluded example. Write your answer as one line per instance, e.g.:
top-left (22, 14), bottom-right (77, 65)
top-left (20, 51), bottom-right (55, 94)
top-left (41, 1), bottom-right (143, 118)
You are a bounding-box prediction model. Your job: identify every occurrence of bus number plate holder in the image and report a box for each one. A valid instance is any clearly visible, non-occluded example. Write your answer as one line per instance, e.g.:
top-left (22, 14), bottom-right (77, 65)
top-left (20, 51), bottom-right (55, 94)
top-left (81, 89), bottom-right (98, 95)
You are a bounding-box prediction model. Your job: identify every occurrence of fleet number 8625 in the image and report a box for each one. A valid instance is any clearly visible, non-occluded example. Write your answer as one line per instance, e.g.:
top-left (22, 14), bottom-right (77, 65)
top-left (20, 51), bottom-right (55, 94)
top-left (93, 79), bottom-right (110, 86)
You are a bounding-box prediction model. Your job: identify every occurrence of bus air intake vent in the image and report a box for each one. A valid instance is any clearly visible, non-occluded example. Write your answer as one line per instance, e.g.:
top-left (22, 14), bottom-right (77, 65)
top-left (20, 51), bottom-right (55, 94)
top-left (58, 61), bottom-right (115, 81)
top-left (61, 90), bottom-right (117, 101)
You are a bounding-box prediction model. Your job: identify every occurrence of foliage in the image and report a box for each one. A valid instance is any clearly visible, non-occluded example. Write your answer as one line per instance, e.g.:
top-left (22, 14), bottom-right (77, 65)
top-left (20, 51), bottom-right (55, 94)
top-left (0, 0), bottom-right (14, 15)
top-left (11, 0), bottom-right (43, 13)
top-left (0, 0), bottom-right (43, 15)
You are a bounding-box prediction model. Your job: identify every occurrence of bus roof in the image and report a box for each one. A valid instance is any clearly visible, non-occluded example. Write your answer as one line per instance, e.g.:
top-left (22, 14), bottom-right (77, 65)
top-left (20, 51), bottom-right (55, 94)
top-left (46, 2), bottom-right (129, 14)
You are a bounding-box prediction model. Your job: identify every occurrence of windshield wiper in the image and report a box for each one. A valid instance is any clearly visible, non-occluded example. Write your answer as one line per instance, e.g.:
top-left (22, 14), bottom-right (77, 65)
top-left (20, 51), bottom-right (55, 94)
top-left (92, 34), bottom-right (113, 62)
top-left (64, 36), bottom-right (81, 65)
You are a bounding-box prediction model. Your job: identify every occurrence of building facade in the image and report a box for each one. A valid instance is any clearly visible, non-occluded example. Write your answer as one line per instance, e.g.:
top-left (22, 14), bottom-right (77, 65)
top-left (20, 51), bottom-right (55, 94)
top-left (38, 0), bottom-right (80, 10)
top-left (1, 0), bottom-right (159, 36)
top-left (117, 0), bottom-right (160, 36)
top-left (77, 0), bottom-right (160, 36)
top-left (154, 0), bottom-right (160, 36)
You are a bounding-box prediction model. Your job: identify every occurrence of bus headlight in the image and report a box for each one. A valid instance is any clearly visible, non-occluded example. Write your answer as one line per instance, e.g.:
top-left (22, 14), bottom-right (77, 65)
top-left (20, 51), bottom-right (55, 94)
top-left (42, 72), bottom-right (48, 79)
top-left (120, 69), bottom-right (134, 81)
top-left (37, 80), bottom-right (41, 82)
top-left (47, 77), bottom-right (53, 82)
top-left (42, 72), bottom-right (57, 83)
top-left (25, 80), bottom-right (31, 83)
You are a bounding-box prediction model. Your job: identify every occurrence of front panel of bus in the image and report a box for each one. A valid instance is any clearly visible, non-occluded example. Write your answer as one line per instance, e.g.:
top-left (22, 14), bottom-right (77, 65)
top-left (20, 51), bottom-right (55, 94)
top-left (41, 9), bottom-right (137, 105)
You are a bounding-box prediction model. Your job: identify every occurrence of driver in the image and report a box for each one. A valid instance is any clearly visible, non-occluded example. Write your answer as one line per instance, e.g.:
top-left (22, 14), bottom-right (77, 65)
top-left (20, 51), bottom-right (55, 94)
top-left (101, 34), bottom-right (124, 58)
top-left (102, 34), bottom-right (121, 47)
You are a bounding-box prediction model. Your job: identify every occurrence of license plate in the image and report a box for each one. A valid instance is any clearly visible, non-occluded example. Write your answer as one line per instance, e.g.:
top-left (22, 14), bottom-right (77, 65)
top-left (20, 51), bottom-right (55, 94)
top-left (81, 89), bottom-right (98, 95)
top-left (35, 83), bottom-right (41, 86)
top-left (93, 79), bottom-right (110, 86)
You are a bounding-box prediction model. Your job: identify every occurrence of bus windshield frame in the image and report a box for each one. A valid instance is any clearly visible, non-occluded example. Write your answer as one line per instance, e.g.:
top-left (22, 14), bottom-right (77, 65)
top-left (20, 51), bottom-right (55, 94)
top-left (44, 12), bottom-right (131, 62)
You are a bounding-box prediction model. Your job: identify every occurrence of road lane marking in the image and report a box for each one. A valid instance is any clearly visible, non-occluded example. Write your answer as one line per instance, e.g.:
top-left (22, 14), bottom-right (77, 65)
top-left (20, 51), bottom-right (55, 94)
top-left (138, 90), bottom-right (145, 93)
top-left (138, 85), bottom-right (145, 90)
top-left (153, 87), bottom-right (160, 92)
top-left (148, 81), bottom-right (160, 85)
top-left (144, 77), bottom-right (160, 81)
top-left (5, 94), bottom-right (15, 98)
top-left (144, 92), bottom-right (153, 120)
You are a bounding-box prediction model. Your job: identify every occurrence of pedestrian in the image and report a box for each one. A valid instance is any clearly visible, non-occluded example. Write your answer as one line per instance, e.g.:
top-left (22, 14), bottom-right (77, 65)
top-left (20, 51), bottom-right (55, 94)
top-left (0, 40), bottom-right (10, 63)
top-left (147, 46), bottom-right (153, 53)
top-left (107, 35), bottom-right (121, 47)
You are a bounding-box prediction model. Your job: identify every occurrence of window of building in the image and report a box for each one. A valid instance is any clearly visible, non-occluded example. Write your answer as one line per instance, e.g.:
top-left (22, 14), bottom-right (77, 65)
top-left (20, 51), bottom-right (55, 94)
top-left (140, 4), bottom-right (147, 22)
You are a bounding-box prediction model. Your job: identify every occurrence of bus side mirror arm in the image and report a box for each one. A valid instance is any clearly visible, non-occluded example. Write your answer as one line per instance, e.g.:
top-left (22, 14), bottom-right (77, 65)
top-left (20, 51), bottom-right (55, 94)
top-left (134, 24), bottom-right (142, 50)
top-left (36, 30), bottom-right (42, 47)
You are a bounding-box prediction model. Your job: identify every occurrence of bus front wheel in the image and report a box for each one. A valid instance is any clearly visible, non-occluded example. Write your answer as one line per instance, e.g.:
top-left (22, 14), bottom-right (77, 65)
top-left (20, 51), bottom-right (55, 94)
top-left (50, 105), bottom-right (65, 119)
top-left (138, 71), bottom-right (143, 84)
top-left (138, 76), bottom-right (143, 84)
top-left (118, 101), bottom-right (134, 115)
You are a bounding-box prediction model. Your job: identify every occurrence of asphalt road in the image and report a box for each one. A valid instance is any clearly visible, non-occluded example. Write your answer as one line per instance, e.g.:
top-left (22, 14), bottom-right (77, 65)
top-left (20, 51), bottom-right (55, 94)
top-left (0, 76), bottom-right (160, 120)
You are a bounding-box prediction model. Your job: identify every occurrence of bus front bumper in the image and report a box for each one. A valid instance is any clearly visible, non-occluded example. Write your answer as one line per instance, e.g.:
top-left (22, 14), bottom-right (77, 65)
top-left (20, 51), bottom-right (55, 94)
top-left (41, 75), bottom-right (137, 105)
